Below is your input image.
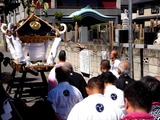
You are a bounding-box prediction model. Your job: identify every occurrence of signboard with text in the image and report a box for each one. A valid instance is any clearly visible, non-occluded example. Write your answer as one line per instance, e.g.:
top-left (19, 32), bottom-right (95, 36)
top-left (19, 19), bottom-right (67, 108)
top-left (80, 49), bottom-right (90, 74)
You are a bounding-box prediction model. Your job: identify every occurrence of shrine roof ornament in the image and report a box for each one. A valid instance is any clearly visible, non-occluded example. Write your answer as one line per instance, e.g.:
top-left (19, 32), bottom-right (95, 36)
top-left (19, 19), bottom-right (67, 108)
top-left (67, 5), bottom-right (113, 19)
top-left (13, 14), bottom-right (66, 43)
top-left (16, 13), bottom-right (55, 37)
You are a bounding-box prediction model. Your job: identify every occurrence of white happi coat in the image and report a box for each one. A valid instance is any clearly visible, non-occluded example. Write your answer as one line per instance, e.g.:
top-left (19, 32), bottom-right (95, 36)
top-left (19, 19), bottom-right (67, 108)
top-left (104, 85), bottom-right (126, 114)
top-left (67, 94), bottom-right (124, 120)
top-left (47, 82), bottom-right (83, 120)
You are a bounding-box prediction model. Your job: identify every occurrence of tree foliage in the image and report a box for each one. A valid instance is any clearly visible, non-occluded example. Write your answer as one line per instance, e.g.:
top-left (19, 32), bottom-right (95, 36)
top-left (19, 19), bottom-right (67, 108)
top-left (54, 12), bottom-right (64, 21)
top-left (21, 0), bottom-right (49, 16)
top-left (72, 15), bottom-right (82, 24)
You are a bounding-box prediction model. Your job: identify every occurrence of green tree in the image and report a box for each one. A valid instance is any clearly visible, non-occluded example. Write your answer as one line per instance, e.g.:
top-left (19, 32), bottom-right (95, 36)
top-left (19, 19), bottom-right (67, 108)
top-left (72, 15), bottom-right (82, 25)
top-left (67, 24), bottom-right (73, 32)
top-left (21, 0), bottom-right (49, 16)
top-left (54, 11), bottom-right (64, 21)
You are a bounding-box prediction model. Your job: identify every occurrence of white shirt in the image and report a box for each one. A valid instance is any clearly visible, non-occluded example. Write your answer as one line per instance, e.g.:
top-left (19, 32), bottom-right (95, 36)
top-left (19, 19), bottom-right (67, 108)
top-left (47, 82), bottom-right (83, 120)
top-left (104, 85), bottom-right (126, 114)
top-left (67, 94), bottom-right (124, 120)
top-left (110, 59), bottom-right (121, 78)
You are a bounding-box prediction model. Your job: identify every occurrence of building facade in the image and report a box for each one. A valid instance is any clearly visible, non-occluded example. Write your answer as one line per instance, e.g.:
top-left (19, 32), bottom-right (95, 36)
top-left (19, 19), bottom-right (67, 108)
top-left (46, 0), bottom-right (119, 9)
top-left (133, 0), bottom-right (160, 26)
top-left (34, 0), bottom-right (121, 24)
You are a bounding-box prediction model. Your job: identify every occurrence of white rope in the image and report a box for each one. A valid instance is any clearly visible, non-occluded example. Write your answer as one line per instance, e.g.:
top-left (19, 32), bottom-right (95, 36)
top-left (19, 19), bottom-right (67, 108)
top-left (1, 23), bottom-right (7, 34)
top-left (7, 23), bottom-right (14, 34)
top-left (59, 23), bottom-right (67, 34)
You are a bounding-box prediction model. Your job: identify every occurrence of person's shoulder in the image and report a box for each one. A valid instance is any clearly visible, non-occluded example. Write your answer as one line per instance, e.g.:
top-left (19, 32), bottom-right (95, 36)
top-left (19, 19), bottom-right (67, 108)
top-left (97, 74), bottom-right (102, 79)
top-left (71, 72), bottom-right (85, 80)
top-left (116, 87), bottom-right (124, 95)
top-left (70, 85), bottom-right (83, 94)
top-left (72, 71), bottom-right (83, 77)
top-left (119, 74), bottom-right (130, 80)
top-left (47, 87), bottom-right (57, 100)
top-left (49, 67), bottom-right (56, 73)
top-left (121, 74), bottom-right (135, 82)
top-left (115, 59), bottom-right (121, 63)
top-left (107, 85), bottom-right (123, 94)
top-left (48, 85), bottom-right (58, 94)
top-left (70, 84), bottom-right (79, 89)
top-left (122, 112), bottom-right (154, 120)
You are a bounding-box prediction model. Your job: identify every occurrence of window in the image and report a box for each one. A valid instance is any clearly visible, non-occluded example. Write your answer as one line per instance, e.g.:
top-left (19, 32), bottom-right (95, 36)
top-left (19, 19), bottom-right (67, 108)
top-left (151, 5), bottom-right (159, 14)
top-left (139, 7), bottom-right (144, 15)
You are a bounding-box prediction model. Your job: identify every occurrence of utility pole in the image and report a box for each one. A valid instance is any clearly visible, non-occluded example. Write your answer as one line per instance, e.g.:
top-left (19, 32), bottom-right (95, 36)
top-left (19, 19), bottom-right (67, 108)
top-left (128, 0), bottom-right (134, 78)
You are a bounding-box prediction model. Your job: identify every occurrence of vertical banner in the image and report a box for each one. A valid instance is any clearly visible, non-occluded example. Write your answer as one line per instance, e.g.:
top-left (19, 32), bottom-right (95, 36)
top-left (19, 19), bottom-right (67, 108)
top-left (80, 49), bottom-right (90, 74)
top-left (101, 51), bottom-right (107, 60)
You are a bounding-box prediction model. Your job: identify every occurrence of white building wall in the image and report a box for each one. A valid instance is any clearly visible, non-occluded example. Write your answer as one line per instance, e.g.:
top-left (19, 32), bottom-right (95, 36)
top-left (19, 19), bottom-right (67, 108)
top-left (51, 0), bottom-right (56, 8)
top-left (6, 2), bottom-right (26, 23)
top-left (116, 0), bottom-right (121, 9)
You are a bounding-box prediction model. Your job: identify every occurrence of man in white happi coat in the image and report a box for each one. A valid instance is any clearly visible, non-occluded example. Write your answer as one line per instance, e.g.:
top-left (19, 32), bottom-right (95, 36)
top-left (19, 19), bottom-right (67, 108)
top-left (109, 50), bottom-right (121, 78)
top-left (47, 65), bottom-right (83, 120)
top-left (67, 77), bottom-right (124, 120)
top-left (100, 72), bottom-right (126, 114)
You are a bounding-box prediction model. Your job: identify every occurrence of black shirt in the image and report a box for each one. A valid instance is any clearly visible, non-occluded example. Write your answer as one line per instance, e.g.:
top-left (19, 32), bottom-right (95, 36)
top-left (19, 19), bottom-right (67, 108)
top-left (115, 74), bottom-right (135, 91)
top-left (68, 71), bottom-right (88, 98)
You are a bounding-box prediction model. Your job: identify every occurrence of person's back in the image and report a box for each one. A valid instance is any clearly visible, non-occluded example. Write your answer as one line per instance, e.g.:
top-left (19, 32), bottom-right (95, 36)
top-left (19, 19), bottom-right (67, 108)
top-left (68, 71), bottom-right (88, 98)
top-left (68, 93), bottom-right (124, 120)
top-left (97, 59), bottom-right (117, 80)
top-left (63, 62), bottom-right (88, 98)
top-left (100, 72), bottom-right (126, 114)
top-left (116, 74), bottom-right (134, 90)
top-left (115, 61), bottom-right (135, 91)
top-left (47, 65), bottom-right (83, 120)
top-left (67, 77), bottom-right (124, 120)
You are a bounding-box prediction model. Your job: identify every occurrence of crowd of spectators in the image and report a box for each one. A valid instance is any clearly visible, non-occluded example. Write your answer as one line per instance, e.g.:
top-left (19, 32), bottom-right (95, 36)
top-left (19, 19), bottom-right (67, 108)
top-left (1, 49), bottom-right (160, 120)
top-left (46, 49), bottom-right (160, 120)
